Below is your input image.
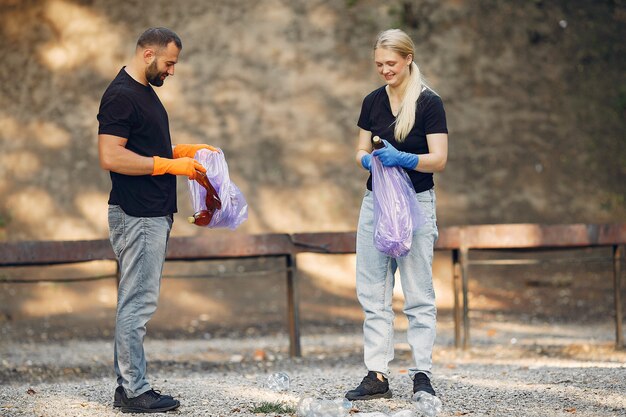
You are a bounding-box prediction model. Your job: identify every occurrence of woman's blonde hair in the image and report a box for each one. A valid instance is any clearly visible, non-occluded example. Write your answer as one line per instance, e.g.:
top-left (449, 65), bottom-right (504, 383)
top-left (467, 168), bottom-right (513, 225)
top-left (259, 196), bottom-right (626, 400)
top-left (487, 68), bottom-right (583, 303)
top-left (375, 29), bottom-right (423, 142)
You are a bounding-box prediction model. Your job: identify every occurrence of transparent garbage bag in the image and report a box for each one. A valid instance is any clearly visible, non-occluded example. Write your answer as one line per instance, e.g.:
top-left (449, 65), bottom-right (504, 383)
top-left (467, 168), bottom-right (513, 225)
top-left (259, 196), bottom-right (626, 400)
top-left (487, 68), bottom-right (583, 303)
top-left (187, 148), bottom-right (248, 229)
top-left (371, 155), bottom-right (424, 257)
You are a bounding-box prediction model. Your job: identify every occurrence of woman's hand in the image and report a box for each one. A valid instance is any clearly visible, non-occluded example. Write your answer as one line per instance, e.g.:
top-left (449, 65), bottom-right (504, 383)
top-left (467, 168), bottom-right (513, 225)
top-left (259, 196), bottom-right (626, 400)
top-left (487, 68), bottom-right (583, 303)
top-left (361, 154), bottom-right (372, 171)
top-left (372, 140), bottom-right (419, 169)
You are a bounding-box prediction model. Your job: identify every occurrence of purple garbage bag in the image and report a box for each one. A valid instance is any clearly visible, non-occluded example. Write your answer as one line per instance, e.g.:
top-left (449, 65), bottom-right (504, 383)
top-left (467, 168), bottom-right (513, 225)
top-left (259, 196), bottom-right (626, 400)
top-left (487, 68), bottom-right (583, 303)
top-left (188, 148), bottom-right (248, 230)
top-left (371, 155), bottom-right (424, 257)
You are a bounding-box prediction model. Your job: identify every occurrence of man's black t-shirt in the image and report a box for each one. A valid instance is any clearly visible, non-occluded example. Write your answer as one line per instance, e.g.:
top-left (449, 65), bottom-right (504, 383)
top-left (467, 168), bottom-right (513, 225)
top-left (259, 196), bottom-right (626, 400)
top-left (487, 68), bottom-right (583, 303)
top-left (97, 68), bottom-right (177, 217)
top-left (357, 86), bottom-right (448, 193)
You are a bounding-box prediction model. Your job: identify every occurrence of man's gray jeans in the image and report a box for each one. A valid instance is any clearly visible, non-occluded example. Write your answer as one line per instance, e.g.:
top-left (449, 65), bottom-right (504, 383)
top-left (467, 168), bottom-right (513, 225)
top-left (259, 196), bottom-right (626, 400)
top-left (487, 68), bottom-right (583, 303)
top-left (108, 205), bottom-right (172, 398)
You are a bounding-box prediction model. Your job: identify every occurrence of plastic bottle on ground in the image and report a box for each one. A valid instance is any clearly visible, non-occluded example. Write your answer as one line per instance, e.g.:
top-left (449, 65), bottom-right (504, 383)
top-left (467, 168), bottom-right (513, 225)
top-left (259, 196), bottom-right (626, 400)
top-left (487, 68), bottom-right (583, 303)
top-left (296, 397), bottom-right (315, 416)
top-left (297, 397), bottom-right (349, 417)
top-left (265, 372), bottom-right (290, 392)
top-left (334, 397), bottom-right (352, 411)
top-left (412, 391), bottom-right (442, 417)
top-left (391, 410), bottom-right (415, 417)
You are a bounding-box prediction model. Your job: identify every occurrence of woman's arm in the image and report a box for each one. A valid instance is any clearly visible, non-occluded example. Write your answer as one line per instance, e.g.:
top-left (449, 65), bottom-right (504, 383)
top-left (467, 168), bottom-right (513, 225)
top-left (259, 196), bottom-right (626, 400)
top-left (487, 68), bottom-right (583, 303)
top-left (414, 133), bottom-right (448, 173)
top-left (355, 128), bottom-right (373, 169)
top-left (372, 133), bottom-right (448, 172)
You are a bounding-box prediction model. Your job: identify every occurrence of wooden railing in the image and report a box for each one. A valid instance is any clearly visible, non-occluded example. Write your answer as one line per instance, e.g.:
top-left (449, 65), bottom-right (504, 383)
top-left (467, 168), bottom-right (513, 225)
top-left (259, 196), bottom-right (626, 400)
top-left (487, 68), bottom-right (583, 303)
top-left (1, 224), bottom-right (624, 354)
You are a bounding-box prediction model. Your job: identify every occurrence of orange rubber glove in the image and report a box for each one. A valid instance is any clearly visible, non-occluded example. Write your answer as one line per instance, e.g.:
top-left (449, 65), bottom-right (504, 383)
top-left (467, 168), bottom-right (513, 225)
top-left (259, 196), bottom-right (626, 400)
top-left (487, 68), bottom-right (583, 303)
top-left (173, 144), bottom-right (218, 159)
top-left (152, 156), bottom-right (206, 180)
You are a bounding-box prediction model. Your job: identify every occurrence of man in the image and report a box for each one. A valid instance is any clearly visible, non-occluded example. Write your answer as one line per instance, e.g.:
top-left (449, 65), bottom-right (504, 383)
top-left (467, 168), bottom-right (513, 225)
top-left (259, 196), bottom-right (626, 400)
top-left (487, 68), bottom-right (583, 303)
top-left (97, 27), bottom-right (215, 413)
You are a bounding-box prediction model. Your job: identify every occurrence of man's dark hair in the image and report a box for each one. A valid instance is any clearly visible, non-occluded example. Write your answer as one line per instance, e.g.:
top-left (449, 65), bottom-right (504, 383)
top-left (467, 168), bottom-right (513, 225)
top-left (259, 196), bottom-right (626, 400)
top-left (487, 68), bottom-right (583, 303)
top-left (137, 27), bottom-right (182, 50)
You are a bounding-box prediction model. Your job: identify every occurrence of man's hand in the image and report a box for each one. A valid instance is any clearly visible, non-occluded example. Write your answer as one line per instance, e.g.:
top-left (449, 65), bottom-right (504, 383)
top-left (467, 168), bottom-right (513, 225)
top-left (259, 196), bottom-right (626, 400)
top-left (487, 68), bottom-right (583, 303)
top-left (152, 156), bottom-right (207, 180)
top-left (173, 144), bottom-right (218, 159)
top-left (372, 139), bottom-right (419, 170)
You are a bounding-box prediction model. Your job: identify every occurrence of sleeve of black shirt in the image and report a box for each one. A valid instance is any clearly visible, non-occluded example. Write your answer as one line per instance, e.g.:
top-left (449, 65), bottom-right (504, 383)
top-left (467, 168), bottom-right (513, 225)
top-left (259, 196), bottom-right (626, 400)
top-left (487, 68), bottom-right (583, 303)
top-left (97, 90), bottom-right (135, 139)
top-left (423, 94), bottom-right (448, 135)
top-left (357, 94), bottom-right (373, 131)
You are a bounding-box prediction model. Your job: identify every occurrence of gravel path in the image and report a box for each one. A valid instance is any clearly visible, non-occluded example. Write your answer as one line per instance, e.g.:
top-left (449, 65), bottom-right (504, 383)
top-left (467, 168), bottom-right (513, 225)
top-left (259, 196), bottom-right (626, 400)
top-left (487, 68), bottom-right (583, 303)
top-left (1, 324), bottom-right (625, 417)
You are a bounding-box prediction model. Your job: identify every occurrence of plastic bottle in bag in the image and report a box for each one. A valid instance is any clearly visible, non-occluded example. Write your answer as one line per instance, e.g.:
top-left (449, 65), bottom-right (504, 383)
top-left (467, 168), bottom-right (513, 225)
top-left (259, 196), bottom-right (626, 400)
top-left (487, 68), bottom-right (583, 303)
top-left (187, 210), bottom-right (212, 226)
top-left (187, 149), bottom-right (248, 229)
top-left (188, 173), bottom-right (221, 226)
top-left (197, 173), bottom-right (222, 212)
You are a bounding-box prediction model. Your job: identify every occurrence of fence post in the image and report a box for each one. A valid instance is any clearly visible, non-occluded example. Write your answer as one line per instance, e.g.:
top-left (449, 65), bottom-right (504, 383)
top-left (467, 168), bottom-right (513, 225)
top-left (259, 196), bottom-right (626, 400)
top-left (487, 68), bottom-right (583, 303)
top-left (460, 246), bottom-right (470, 350)
top-left (286, 253), bottom-right (301, 357)
top-left (614, 245), bottom-right (624, 349)
top-left (452, 249), bottom-right (462, 348)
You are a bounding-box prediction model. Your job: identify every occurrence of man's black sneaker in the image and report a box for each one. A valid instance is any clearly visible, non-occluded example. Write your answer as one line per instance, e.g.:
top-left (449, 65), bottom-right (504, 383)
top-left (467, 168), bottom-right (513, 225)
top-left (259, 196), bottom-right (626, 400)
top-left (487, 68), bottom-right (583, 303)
top-left (345, 371), bottom-right (392, 400)
top-left (413, 372), bottom-right (436, 396)
top-left (114, 386), bottom-right (173, 408)
top-left (121, 389), bottom-right (180, 413)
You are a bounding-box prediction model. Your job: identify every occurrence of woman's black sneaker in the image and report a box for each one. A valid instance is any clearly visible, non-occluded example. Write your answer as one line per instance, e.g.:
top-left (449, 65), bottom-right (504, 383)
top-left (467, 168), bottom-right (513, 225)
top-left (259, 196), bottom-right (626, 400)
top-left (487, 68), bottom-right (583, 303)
top-left (121, 389), bottom-right (180, 413)
top-left (413, 372), bottom-right (436, 396)
top-left (114, 386), bottom-right (173, 408)
top-left (113, 386), bottom-right (126, 407)
top-left (345, 371), bottom-right (393, 400)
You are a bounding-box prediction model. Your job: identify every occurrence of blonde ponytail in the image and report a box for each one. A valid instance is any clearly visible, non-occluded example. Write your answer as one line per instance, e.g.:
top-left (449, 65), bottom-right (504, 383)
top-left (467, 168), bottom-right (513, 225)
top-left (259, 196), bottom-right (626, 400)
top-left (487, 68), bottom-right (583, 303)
top-left (394, 62), bottom-right (422, 142)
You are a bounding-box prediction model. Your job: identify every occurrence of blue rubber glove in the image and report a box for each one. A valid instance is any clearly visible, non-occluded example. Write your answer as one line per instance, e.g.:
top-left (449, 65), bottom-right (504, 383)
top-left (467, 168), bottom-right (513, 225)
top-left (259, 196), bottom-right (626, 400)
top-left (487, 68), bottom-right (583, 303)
top-left (361, 154), bottom-right (372, 171)
top-left (372, 139), bottom-right (419, 169)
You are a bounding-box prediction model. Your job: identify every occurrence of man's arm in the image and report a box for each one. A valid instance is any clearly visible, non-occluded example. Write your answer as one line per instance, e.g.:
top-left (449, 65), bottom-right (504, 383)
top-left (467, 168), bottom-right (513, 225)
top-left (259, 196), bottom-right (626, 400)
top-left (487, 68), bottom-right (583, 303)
top-left (99, 134), bottom-right (207, 179)
top-left (98, 134), bottom-right (154, 175)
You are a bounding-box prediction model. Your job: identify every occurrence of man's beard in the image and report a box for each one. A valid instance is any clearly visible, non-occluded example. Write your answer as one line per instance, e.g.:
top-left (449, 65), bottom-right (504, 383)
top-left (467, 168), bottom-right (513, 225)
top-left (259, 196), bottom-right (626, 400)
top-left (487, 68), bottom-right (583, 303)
top-left (146, 61), bottom-right (165, 87)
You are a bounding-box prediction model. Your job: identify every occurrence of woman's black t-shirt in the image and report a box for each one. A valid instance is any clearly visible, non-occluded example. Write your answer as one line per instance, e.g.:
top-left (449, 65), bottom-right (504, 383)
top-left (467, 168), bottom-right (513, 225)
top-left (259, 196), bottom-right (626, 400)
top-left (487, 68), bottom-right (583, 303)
top-left (357, 86), bottom-right (448, 193)
top-left (97, 68), bottom-right (177, 217)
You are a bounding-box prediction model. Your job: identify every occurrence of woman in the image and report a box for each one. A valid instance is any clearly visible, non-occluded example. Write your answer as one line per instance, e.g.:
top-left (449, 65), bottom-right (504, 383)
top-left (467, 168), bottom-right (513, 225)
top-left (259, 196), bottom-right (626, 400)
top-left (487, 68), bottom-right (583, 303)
top-left (345, 29), bottom-right (448, 401)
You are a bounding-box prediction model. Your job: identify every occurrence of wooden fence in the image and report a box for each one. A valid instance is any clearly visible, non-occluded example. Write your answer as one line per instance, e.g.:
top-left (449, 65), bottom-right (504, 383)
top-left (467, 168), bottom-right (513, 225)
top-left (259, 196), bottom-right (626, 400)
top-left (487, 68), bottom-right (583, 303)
top-left (1, 224), bottom-right (624, 355)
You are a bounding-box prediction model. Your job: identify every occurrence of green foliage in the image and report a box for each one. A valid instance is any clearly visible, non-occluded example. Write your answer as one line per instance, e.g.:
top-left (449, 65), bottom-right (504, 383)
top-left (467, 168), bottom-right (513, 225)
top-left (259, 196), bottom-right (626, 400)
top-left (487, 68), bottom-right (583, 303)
top-left (250, 402), bottom-right (295, 414)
